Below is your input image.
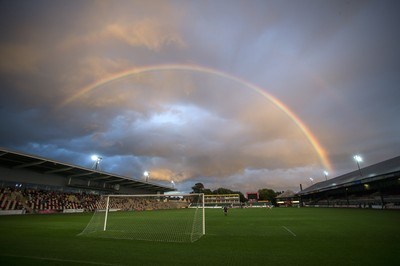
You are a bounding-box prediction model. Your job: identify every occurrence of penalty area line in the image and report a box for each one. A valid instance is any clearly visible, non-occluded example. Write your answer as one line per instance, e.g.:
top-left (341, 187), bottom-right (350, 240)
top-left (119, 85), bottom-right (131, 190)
top-left (282, 226), bottom-right (297, 237)
top-left (0, 254), bottom-right (125, 266)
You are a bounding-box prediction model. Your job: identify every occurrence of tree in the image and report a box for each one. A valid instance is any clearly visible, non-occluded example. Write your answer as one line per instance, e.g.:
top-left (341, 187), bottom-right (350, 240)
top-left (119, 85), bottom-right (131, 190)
top-left (203, 188), bottom-right (213, 194)
top-left (191, 183), bottom-right (212, 194)
top-left (258, 188), bottom-right (278, 205)
top-left (235, 191), bottom-right (247, 203)
top-left (191, 183), bottom-right (205, 193)
top-left (213, 187), bottom-right (233, 194)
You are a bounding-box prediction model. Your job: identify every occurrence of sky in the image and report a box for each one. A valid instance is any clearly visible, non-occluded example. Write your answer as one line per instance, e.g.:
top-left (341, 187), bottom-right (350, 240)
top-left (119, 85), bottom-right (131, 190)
top-left (0, 0), bottom-right (399, 194)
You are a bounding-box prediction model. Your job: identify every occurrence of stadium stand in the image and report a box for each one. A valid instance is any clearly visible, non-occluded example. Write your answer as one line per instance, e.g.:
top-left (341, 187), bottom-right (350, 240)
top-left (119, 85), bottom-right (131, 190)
top-left (96, 196), bottom-right (191, 211)
top-left (297, 156), bottom-right (400, 209)
top-left (276, 190), bottom-right (299, 207)
top-left (0, 186), bottom-right (100, 213)
top-left (0, 148), bottom-right (175, 215)
top-left (204, 194), bottom-right (240, 207)
top-left (0, 185), bottom-right (193, 214)
top-left (0, 148), bottom-right (174, 195)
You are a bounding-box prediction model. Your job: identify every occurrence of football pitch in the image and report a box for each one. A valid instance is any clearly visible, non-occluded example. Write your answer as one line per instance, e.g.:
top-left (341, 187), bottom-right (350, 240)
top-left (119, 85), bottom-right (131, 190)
top-left (0, 208), bottom-right (399, 266)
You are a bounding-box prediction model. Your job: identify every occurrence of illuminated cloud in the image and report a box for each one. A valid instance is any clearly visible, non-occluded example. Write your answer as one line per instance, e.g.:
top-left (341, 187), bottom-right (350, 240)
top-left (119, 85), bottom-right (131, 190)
top-left (0, 0), bottom-right (399, 193)
top-left (62, 19), bottom-right (185, 52)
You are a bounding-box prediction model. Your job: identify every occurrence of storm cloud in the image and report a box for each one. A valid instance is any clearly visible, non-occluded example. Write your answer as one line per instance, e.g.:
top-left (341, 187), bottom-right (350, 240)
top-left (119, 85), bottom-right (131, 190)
top-left (1, 0), bottom-right (399, 193)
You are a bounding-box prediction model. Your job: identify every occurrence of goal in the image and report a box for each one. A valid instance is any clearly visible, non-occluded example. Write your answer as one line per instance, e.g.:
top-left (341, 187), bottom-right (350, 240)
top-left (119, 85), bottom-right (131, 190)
top-left (78, 193), bottom-right (205, 243)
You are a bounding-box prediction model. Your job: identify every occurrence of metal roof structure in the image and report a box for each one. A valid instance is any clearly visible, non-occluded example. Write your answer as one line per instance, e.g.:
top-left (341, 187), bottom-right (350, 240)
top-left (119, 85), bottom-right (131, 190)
top-left (0, 148), bottom-right (175, 193)
top-left (297, 155), bottom-right (400, 196)
top-left (276, 190), bottom-right (296, 199)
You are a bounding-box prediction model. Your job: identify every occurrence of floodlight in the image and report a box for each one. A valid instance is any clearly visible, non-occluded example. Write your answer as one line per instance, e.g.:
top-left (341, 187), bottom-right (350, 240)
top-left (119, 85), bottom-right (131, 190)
top-left (353, 154), bottom-right (363, 176)
top-left (353, 155), bottom-right (363, 162)
top-left (91, 155), bottom-right (102, 170)
top-left (144, 171), bottom-right (150, 182)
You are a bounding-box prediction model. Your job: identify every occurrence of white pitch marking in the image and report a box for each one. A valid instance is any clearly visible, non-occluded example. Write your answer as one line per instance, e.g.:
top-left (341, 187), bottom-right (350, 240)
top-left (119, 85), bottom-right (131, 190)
top-left (282, 226), bottom-right (297, 237)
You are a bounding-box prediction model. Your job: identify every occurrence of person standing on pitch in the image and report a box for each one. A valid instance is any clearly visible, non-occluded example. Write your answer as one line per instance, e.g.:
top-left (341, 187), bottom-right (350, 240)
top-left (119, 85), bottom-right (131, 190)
top-left (223, 205), bottom-right (228, 216)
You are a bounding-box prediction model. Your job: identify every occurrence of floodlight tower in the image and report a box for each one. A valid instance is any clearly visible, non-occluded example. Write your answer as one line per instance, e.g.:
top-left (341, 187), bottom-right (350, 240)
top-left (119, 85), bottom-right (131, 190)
top-left (171, 180), bottom-right (175, 188)
top-left (353, 155), bottom-right (363, 176)
top-left (91, 155), bottom-right (102, 170)
top-left (309, 177), bottom-right (314, 184)
top-left (144, 171), bottom-right (150, 182)
top-left (324, 171), bottom-right (329, 181)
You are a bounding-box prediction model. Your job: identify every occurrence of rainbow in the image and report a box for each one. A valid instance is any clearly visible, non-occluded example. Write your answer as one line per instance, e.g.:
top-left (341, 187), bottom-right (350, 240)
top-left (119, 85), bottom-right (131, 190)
top-left (60, 64), bottom-right (332, 171)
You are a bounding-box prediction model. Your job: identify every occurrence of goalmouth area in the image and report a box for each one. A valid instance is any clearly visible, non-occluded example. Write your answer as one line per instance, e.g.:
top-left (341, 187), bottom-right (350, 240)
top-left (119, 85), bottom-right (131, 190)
top-left (79, 193), bottom-right (205, 243)
top-left (0, 207), bottom-right (399, 265)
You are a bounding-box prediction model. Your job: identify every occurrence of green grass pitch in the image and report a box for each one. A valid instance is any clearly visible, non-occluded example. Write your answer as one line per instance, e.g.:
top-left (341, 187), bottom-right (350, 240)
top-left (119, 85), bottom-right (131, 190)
top-left (0, 208), bottom-right (399, 265)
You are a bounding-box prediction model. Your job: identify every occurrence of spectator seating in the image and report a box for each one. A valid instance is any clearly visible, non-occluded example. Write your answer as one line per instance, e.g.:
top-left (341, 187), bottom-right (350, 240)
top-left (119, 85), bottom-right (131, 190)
top-left (0, 186), bottom-right (100, 213)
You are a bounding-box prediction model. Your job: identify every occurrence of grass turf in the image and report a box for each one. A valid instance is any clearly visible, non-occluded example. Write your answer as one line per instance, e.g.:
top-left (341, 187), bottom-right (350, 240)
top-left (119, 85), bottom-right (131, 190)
top-left (0, 208), bottom-right (399, 266)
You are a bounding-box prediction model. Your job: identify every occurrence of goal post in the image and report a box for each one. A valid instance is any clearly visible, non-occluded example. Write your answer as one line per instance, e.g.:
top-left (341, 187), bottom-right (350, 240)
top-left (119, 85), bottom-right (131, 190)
top-left (103, 194), bottom-right (110, 231)
top-left (79, 193), bottom-right (205, 243)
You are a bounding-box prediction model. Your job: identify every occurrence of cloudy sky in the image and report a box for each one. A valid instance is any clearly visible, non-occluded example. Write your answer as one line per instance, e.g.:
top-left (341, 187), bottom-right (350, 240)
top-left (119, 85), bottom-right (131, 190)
top-left (1, 0), bottom-right (399, 193)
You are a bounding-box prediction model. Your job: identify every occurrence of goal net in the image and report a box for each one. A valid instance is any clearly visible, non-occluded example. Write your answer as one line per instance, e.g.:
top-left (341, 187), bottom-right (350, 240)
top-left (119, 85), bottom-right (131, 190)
top-left (78, 193), bottom-right (205, 243)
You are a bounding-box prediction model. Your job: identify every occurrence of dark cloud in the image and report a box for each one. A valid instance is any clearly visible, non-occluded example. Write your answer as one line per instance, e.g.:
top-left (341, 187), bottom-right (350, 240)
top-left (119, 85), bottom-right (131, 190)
top-left (1, 0), bottom-right (399, 193)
